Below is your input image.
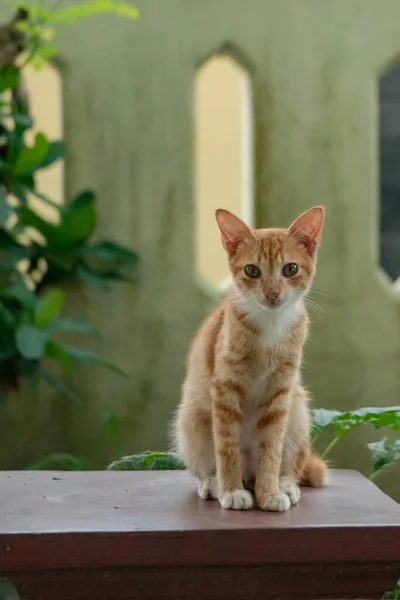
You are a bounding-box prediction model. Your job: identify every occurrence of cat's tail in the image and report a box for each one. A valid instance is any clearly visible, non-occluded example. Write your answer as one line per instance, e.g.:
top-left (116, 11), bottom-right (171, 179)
top-left (300, 451), bottom-right (327, 487)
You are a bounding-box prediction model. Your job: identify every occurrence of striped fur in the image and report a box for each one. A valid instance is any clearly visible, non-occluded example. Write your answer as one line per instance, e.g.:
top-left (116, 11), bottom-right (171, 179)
top-left (172, 207), bottom-right (327, 511)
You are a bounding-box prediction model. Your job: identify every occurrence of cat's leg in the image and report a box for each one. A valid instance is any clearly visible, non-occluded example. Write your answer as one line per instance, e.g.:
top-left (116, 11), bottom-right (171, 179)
top-left (279, 454), bottom-right (302, 505)
top-left (255, 370), bottom-right (298, 512)
top-left (279, 387), bottom-right (310, 505)
top-left (212, 378), bottom-right (253, 510)
top-left (174, 397), bottom-right (218, 500)
top-left (198, 476), bottom-right (219, 500)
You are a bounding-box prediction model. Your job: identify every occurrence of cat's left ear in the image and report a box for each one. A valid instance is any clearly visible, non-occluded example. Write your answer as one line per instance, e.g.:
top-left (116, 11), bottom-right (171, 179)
top-left (287, 206), bottom-right (324, 253)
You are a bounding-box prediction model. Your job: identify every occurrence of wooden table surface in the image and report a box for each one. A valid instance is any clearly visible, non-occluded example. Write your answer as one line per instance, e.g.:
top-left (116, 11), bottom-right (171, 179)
top-left (0, 469), bottom-right (399, 599)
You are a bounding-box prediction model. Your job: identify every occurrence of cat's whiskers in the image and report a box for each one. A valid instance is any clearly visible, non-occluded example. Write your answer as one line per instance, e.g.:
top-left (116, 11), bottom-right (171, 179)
top-left (309, 290), bottom-right (332, 300)
top-left (304, 297), bottom-right (324, 318)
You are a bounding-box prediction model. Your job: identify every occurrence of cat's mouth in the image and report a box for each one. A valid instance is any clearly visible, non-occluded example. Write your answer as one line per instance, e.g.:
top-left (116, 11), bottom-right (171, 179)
top-left (259, 297), bottom-right (283, 309)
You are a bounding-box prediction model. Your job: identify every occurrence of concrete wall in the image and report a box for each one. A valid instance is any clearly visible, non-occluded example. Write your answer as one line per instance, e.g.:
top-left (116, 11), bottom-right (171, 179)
top-left (0, 1), bottom-right (399, 500)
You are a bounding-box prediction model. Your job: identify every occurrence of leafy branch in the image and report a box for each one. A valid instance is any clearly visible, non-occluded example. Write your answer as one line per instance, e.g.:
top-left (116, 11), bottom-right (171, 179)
top-left (10, 0), bottom-right (139, 69)
top-left (107, 451), bottom-right (185, 471)
top-left (0, 3), bottom-right (139, 400)
top-left (312, 407), bottom-right (400, 480)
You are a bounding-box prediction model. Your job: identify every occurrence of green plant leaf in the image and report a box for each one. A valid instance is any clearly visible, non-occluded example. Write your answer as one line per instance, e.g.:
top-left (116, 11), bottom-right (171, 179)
top-left (81, 240), bottom-right (139, 268)
top-left (368, 437), bottom-right (400, 479)
top-left (107, 451), bottom-right (185, 471)
top-left (55, 1), bottom-right (139, 24)
top-left (46, 317), bottom-right (100, 336)
top-left (28, 187), bottom-right (64, 212)
top-left (311, 406), bottom-right (400, 436)
top-left (0, 230), bottom-right (33, 270)
top-left (69, 190), bottom-right (95, 212)
top-left (76, 264), bottom-right (112, 289)
top-left (4, 99), bottom-right (30, 164)
top-left (0, 280), bottom-right (37, 312)
top-left (334, 407), bottom-right (400, 436)
top-left (33, 140), bottom-right (65, 172)
top-left (311, 408), bottom-right (342, 434)
top-left (9, 183), bottom-right (29, 205)
top-left (16, 324), bottom-right (48, 359)
top-left (60, 190), bottom-right (97, 243)
top-left (33, 44), bottom-right (58, 68)
top-left (14, 132), bottom-right (50, 175)
top-left (0, 347), bottom-right (15, 362)
top-left (0, 66), bottom-right (20, 93)
top-left (26, 452), bottom-right (87, 471)
top-left (0, 111), bottom-right (33, 127)
top-left (0, 301), bottom-right (18, 355)
top-left (17, 205), bottom-right (61, 246)
top-left (0, 578), bottom-right (21, 599)
top-left (0, 299), bottom-right (17, 328)
top-left (16, 356), bottom-right (39, 378)
top-left (35, 289), bottom-right (64, 328)
top-left (0, 186), bottom-right (14, 225)
top-left (9, 112), bottom-right (33, 127)
top-left (40, 370), bottom-right (82, 404)
top-left (44, 340), bottom-right (74, 370)
top-left (61, 343), bottom-right (128, 376)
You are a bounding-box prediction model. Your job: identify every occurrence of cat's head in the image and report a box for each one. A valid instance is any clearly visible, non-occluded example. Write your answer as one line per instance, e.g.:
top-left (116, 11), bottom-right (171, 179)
top-left (216, 207), bottom-right (324, 310)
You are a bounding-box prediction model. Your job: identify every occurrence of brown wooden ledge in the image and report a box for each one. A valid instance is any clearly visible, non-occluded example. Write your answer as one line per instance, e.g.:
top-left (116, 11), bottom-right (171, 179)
top-left (0, 469), bottom-right (399, 599)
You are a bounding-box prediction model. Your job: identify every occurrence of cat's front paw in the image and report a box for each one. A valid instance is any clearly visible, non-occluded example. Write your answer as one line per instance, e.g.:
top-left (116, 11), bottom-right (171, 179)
top-left (219, 489), bottom-right (253, 510)
top-left (198, 477), bottom-right (219, 500)
top-left (279, 480), bottom-right (301, 505)
top-left (258, 491), bottom-right (291, 512)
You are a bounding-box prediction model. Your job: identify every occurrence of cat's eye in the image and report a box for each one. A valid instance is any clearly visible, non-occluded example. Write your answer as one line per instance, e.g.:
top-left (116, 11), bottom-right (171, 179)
top-left (244, 264), bottom-right (261, 278)
top-left (282, 263), bottom-right (299, 277)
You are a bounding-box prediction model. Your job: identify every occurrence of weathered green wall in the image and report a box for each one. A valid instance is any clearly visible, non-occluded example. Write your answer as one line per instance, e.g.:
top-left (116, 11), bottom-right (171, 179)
top-left (1, 0), bottom-right (399, 500)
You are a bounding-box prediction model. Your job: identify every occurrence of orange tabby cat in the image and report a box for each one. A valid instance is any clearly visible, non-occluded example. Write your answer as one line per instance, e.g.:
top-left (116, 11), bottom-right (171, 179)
top-left (173, 207), bottom-right (327, 511)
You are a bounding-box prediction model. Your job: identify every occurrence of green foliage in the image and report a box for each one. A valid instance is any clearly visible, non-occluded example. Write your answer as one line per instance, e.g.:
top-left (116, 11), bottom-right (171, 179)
top-left (107, 451), bottom-right (185, 471)
top-left (0, 66), bottom-right (20, 92)
top-left (368, 438), bottom-right (400, 480)
top-left (312, 407), bottom-right (400, 436)
top-left (0, 280), bottom-right (129, 398)
top-left (13, 0), bottom-right (139, 69)
top-left (384, 579), bottom-right (400, 599)
top-left (0, 4), bottom-right (139, 399)
top-left (312, 406), bottom-right (400, 478)
top-left (103, 406), bottom-right (400, 481)
top-left (0, 578), bottom-right (22, 600)
top-left (105, 407), bottom-right (400, 479)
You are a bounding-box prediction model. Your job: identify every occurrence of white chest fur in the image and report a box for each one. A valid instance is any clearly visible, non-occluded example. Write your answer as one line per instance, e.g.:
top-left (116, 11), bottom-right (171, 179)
top-left (235, 293), bottom-right (301, 349)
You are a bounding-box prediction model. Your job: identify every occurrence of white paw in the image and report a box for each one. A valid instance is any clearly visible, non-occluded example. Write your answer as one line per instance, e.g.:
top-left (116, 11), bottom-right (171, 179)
top-left (280, 481), bottom-right (301, 505)
top-left (258, 491), bottom-right (291, 512)
top-left (198, 477), bottom-right (219, 500)
top-left (220, 489), bottom-right (253, 510)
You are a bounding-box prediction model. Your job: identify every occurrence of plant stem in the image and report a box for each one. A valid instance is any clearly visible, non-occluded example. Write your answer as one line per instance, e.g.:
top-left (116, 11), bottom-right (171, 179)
top-left (311, 432), bottom-right (320, 447)
top-left (320, 436), bottom-right (339, 459)
top-left (368, 470), bottom-right (380, 481)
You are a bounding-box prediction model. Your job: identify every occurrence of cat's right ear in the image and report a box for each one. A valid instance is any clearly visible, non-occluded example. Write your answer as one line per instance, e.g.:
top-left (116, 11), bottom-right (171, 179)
top-left (215, 209), bottom-right (252, 256)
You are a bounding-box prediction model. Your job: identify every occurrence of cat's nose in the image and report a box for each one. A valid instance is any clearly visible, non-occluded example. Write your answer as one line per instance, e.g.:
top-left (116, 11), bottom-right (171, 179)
top-left (266, 291), bottom-right (280, 302)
